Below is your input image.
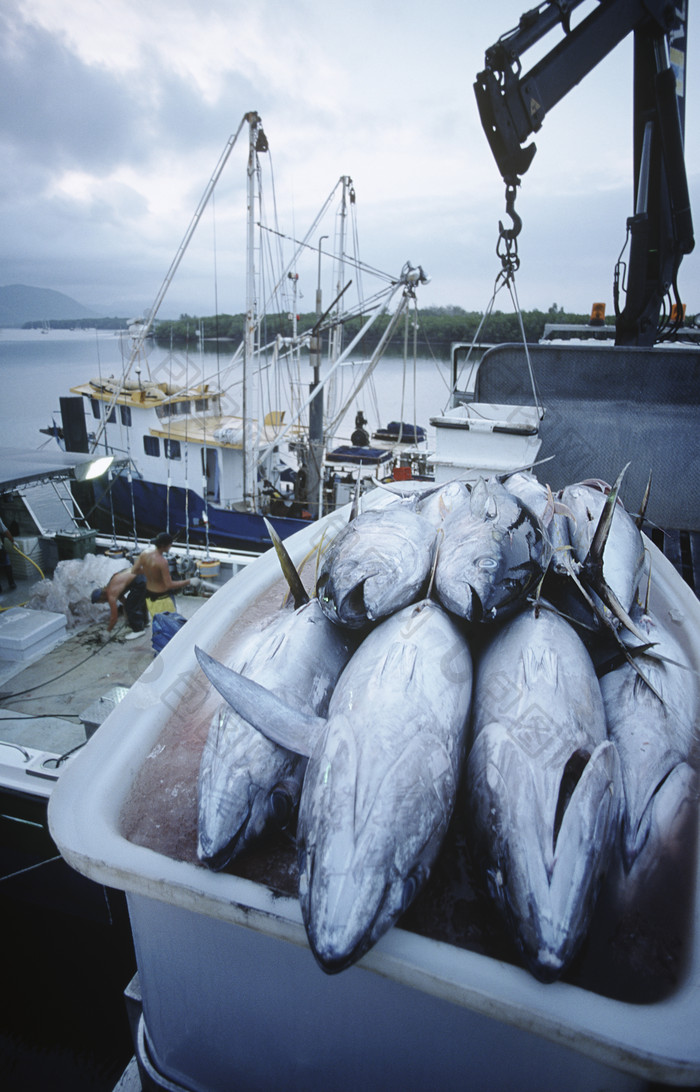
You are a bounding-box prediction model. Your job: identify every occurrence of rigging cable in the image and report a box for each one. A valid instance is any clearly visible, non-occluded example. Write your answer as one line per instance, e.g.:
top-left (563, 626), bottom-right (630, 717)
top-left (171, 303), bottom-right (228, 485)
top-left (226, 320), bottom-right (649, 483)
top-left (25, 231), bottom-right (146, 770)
top-left (184, 347), bottom-right (191, 557)
top-left (199, 329), bottom-right (211, 559)
top-left (125, 365), bottom-right (139, 550)
top-left (166, 336), bottom-right (174, 537)
top-left (95, 331), bottom-right (119, 547)
top-left (115, 331), bottom-right (139, 550)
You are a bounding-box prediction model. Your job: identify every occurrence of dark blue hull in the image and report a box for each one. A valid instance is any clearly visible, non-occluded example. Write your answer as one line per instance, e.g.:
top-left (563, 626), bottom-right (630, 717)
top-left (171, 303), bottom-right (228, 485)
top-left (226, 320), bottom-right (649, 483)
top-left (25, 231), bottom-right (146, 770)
top-left (92, 476), bottom-right (313, 552)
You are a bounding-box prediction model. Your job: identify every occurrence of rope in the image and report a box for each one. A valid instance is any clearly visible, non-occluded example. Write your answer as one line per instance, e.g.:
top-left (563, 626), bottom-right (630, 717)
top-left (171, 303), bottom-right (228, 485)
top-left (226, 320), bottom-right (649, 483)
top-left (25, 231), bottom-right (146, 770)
top-left (184, 348), bottom-right (190, 554)
top-left (506, 270), bottom-right (544, 420)
top-left (0, 855), bottom-right (63, 884)
top-left (166, 338), bottom-right (173, 536)
top-left (449, 264), bottom-right (543, 421)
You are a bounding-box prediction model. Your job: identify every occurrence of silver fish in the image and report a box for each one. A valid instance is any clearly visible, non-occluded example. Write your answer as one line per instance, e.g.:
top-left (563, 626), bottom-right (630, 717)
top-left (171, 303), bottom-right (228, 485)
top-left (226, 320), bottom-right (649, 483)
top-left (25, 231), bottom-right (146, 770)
top-left (504, 470), bottom-right (572, 574)
top-left (467, 605), bottom-right (622, 981)
top-left (316, 503), bottom-right (437, 629)
top-left (196, 598), bottom-right (473, 972)
top-left (414, 478), bottom-right (472, 529)
top-left (197, 598), bottom-right (353, 869)
top-left (599, 609), bottom-right (698, 874)
top-left (559, 478), bottom-right (647, 630)
top-left (434, 477), bottom-right (551, 622)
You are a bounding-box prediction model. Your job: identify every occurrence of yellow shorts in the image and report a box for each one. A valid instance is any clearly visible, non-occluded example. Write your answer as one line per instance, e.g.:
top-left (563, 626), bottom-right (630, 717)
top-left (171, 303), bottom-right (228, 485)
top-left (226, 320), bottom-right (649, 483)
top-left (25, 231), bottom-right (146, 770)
top-left (146, 595), bottom-right (176, 619)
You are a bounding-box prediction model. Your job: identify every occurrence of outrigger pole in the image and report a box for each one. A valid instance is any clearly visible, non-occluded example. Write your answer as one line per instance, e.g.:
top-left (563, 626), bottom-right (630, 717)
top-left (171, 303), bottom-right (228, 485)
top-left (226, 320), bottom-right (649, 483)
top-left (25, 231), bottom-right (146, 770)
top-left (90, 112), bottom-right (257, 453)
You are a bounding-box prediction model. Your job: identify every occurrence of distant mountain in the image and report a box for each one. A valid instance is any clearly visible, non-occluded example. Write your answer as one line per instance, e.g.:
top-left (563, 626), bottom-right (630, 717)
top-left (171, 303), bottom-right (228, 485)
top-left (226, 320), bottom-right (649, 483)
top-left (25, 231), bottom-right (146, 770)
top-left (0, 284), bottom-right (98, 327)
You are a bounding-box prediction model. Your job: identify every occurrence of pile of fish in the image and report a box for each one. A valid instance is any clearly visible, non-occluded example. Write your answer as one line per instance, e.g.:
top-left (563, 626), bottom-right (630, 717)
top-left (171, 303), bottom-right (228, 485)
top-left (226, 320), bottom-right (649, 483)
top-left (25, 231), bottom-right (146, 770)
top-left (194, 469), bottom-right (699, 982)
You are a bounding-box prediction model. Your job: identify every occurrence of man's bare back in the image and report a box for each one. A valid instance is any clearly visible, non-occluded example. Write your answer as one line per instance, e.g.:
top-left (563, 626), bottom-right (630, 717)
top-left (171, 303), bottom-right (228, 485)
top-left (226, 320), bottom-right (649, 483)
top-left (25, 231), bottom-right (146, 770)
top-left (131, 534), bottom-right (190, 596)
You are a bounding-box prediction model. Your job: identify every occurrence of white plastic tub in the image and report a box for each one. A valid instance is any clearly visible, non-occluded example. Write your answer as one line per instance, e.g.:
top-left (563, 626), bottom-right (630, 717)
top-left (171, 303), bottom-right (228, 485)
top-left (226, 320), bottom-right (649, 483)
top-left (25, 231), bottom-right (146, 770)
top-left (430, 402), bottom-right (542, 482)
top-left (49, 490), bottom-right (700, 1091)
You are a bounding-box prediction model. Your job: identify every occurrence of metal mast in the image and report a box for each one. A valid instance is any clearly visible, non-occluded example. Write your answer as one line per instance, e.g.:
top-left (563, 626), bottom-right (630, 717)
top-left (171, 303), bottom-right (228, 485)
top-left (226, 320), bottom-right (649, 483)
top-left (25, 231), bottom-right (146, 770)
top-left (242, 112), bottom-right (268, 511)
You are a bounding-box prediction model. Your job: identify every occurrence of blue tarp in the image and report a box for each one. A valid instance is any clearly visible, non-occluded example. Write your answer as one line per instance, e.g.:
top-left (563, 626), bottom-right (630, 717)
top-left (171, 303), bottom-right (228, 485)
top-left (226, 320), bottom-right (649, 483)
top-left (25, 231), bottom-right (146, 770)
top-left (151, 611), bottom-right (187, 654)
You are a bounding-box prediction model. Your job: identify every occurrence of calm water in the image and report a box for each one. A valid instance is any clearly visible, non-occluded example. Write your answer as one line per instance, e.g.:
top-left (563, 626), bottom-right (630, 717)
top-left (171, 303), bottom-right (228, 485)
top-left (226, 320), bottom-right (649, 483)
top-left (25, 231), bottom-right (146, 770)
top-left (0, 327), bottom-right (454, 452)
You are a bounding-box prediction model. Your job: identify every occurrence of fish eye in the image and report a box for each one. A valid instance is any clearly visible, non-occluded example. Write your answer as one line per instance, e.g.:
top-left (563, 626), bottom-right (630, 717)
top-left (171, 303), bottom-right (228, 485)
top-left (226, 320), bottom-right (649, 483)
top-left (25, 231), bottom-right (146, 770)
top-left (476, 556), bottom-right (498, 570)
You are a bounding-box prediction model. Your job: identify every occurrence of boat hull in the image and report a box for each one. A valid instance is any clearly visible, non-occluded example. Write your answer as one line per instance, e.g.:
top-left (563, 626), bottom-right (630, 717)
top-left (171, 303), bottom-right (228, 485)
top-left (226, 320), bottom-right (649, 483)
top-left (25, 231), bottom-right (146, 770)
top-left (92, 475), bottom-right (312, 551)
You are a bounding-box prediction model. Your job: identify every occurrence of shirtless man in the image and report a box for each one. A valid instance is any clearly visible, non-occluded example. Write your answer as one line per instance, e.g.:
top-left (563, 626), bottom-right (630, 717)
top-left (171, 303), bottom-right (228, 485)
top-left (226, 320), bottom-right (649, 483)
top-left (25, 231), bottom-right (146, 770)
top-left (131, 532), bottom-right (190, 618)
top-left (91, 568), bottom-right (138, 632)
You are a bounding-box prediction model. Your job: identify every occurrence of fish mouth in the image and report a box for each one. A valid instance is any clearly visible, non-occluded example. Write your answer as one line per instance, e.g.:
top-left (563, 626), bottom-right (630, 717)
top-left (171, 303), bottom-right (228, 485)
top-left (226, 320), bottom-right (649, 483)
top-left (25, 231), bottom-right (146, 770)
top-left (338, 577), bottom-right (370, 626)
top-left (318, 573), bottom-right (373, 628)
top-left (198, 798), bottom-right (255, 870)
top-left (198, 830), bottom-right (241, 872)
top-left (305, 868), bottom-right (390, 974)
top-left (467, 586), bottom-right (483, 622)
top-left (529, 948), bottom-right (565, 984)
top-left (308, 941), bottom-right (363, 975)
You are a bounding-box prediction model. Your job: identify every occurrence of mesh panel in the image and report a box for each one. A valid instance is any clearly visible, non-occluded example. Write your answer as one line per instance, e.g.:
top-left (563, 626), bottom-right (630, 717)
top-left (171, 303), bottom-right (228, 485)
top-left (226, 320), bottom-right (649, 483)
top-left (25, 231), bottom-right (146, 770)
top-left (476, 344), bottom-right (700, 530)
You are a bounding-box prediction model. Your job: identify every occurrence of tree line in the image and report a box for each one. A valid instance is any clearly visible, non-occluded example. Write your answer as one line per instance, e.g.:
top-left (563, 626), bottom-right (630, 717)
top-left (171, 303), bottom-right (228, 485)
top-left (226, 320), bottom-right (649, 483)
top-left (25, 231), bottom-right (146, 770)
top-left (153, 304), bottom-right (611, 356)
top-left (23, 317), bottom-right (130, 331)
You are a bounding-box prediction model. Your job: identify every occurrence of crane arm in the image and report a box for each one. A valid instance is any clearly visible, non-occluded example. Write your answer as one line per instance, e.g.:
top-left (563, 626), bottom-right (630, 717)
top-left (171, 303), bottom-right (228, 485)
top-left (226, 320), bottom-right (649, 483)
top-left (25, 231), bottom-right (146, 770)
top-left (475, 1), bottom-right (694, 345)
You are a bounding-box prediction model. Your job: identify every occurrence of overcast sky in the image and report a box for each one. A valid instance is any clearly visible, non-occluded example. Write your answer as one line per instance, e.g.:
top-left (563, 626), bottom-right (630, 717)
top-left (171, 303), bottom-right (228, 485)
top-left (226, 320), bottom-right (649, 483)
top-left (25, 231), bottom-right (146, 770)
top-left (2, 0), bottom-right (699, 319)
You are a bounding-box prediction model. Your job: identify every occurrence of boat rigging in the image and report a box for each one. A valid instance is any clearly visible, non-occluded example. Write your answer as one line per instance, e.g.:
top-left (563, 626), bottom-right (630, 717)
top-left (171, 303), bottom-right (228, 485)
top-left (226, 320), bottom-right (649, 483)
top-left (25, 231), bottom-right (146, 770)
top-left (55, 112), bottom-right (431, 552)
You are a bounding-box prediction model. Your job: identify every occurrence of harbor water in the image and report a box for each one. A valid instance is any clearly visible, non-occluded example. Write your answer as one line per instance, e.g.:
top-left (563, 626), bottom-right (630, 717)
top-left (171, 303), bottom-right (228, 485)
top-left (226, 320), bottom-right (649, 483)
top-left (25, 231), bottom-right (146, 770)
top-left (0, 327), bottom-right (454, 455)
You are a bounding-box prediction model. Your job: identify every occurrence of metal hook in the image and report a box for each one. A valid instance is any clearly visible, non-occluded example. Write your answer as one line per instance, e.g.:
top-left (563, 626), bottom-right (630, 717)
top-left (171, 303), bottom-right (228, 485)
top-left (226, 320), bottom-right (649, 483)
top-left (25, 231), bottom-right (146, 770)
top-left (498, 182), bottom-right (522, 241)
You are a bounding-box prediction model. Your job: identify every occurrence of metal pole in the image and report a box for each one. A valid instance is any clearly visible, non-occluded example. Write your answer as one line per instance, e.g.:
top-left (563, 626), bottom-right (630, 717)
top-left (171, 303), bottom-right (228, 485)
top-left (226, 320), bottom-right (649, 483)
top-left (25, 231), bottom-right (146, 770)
top-left (305, 235), bottom-right (328, 518)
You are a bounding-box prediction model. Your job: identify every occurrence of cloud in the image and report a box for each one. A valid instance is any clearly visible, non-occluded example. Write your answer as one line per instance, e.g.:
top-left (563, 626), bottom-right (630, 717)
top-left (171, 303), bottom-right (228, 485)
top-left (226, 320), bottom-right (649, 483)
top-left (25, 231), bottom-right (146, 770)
top-left (0, 0), bottom-right (697, 320)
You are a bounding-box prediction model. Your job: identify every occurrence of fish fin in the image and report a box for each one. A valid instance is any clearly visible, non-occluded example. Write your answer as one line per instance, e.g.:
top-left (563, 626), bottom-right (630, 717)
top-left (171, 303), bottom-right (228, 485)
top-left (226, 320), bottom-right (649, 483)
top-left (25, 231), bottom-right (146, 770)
top-left (585, 462), bottom-right (629, 571)
top-left (634, 470), bottom-right (652, 530)
top-left (349, 466), bottom-right (362, 522)
top-left (263, 518), bottom-right (310, 609)
top-left (520, 646), bottom-right (558, 691)
top-left (592, 575), bottom-right (649, 643)
top-left (376, 642), bottom-right (418, 686)
top-left (495, 455), bottom-right (555, 483)
top-left (547, 488), bottom-right (576, 524)
top-left (426, 527), bottom-right (443, 600)
top-left (469, 477), bottom-right (489, 519)
top-left (314, 529), bottom-right (332, 596)
top-left (194, 646), bottom-right (325, 757)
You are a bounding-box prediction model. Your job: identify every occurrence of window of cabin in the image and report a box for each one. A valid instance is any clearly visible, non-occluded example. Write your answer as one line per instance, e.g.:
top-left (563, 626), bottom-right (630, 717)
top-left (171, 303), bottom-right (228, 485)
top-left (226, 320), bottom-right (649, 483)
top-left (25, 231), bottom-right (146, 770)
top-left (143, 435), bottom-right (160, 457)
top-left (194, 398), bottom-right (208, 412)
top-left (90, 398), bottom-right (101, 419)
top-left (164, 439), bottom-right (181, 460)
top-left (120, 404), bottom-right (132, 427)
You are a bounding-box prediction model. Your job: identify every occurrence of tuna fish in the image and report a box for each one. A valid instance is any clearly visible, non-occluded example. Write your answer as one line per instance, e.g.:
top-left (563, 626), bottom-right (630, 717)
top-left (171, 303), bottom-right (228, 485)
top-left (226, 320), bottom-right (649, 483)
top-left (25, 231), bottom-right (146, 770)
top-left (599, 608), bottom-right (699, 875)
top-left (504, 470), bottom-right (573, 575)
top-left (558, 472), bottom-right (647, 634)
top-left (196, 597), bottom-right (354, 869)
top-left (467, 604), bottom-right (622, 981)
top-left (316, 503), bottom-right (437, 629)
top-left (414, 478), bottom-right (472, 529)
top-left (195, 598), bottom-right (473, 972)
top-left (433, 476), bottom-right (551, 623)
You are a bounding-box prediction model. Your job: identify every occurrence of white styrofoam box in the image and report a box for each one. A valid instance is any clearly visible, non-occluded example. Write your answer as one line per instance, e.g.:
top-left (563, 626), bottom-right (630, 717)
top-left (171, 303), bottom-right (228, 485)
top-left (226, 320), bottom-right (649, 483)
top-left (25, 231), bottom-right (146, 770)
top-left (0, 607), bottom-right (67, 662)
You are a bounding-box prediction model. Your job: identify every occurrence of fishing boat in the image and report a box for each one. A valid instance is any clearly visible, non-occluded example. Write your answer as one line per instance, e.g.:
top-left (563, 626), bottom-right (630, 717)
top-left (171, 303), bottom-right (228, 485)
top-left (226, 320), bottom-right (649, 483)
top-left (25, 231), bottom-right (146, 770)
top-left (51, 113), bottom-right (431, 553)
